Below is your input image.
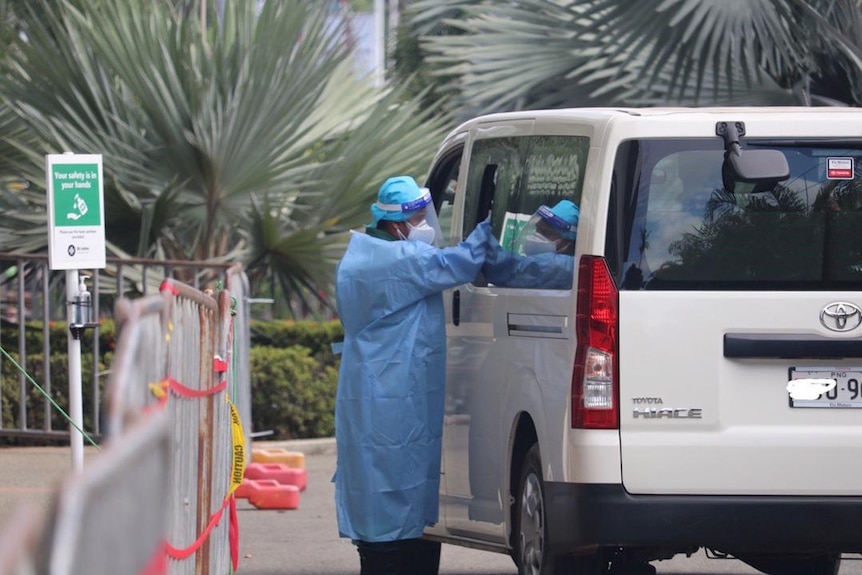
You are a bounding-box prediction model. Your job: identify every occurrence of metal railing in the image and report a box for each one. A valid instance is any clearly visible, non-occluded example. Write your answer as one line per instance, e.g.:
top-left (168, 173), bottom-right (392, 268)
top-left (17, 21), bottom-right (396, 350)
top-left (0, 253), bottom-right (235, 440)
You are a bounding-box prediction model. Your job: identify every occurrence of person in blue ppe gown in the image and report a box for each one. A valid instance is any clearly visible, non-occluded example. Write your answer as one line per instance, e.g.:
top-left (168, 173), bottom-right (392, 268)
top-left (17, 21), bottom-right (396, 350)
top-left (483, 199), bottom-right (579, 289)
top-left (334, 175), bottom-right (492, 575)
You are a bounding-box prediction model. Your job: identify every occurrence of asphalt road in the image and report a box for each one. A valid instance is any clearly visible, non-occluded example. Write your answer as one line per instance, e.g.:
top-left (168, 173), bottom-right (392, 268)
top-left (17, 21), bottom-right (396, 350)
top-left (1, 441), bottom-right (861, 575)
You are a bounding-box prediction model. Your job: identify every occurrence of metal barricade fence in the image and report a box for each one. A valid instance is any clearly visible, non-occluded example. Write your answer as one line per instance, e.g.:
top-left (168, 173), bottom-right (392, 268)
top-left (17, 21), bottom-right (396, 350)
top-left (0, 253), bottom-right (235, 440)
top-left (0, 289), bottom-right (175, 575)
top-left (226, 264), bottom-right (252, 452)
top-left (158, 280), bottom-right (233, 575)
top-left (105, 293), bottom-right (172, 432)
top-left (0, 257), bottom-right (253, 574)
top-left (105, 279), bottom-right (245, 574)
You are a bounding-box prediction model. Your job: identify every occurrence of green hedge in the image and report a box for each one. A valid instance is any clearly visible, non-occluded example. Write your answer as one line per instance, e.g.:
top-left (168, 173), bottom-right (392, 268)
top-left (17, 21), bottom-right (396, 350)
top-left (0, 351), bottom-right (108, 440)
top-left (250, 320), bottom-right (343, 366)
top-left (0, 320), bottom-right (343, 442)
top-left (248, 320), bottom-right (342, 439)
top-left (0, 320), bottom-right (117, 356)
top-left (250, 346), bottom-right (339, 440)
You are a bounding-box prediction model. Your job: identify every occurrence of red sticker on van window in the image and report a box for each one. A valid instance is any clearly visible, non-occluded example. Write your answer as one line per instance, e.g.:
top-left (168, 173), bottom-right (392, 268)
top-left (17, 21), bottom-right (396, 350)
top-left (827, 157), bottom-right (854, 180)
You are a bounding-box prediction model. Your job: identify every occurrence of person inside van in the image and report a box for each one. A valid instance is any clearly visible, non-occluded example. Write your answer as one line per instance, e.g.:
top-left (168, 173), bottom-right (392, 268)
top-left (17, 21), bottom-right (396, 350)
top-left (522, 199), bottom-right (579, 256)
top-left (333, 175), bottom-right (493, 575)
top-left (483, 199), bottom-right (579, 289)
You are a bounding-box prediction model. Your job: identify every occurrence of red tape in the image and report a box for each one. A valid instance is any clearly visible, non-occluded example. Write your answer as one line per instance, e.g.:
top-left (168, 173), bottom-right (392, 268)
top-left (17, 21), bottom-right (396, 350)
top-left (213, 356), bottom-right (228, 373)
top-left (167, 377), bottom-right (227, 399)
top-left (165, 498), bottom-right (229, 560)
top-left (138, 541), bottom-right (167, 575)
top-left (159, 280), bottom-right (179, 295)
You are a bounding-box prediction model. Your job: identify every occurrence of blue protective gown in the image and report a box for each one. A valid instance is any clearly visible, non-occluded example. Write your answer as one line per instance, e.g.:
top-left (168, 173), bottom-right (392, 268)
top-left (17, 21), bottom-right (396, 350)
top-left (483, 243), bottom-right (575, 290)
top-left (334, 221), bottom-right (491, 542)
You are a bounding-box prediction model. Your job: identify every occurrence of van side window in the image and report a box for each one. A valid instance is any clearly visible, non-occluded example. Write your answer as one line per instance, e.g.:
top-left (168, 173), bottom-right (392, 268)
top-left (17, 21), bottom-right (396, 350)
top-left (463, 135), bottom-right (589, 289)
top-left (427, 145), bottom-right (464, 246)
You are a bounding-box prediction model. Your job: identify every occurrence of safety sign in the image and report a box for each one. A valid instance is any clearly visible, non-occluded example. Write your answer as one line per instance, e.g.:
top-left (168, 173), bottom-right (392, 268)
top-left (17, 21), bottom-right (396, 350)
top-left (46, 154), bottom-right (106, 270)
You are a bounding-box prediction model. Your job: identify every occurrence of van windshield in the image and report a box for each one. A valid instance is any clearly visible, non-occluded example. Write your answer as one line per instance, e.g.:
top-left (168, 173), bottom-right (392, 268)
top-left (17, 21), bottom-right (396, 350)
top-left (618, 138), bottom-right (862, 290)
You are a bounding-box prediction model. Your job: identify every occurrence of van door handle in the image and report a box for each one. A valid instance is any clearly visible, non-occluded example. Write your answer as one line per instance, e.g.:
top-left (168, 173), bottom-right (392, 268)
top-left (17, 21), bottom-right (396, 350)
top-left (507, 313), bottom-right (568, 339)
top-left (452, 289), bottom-right (460, 326)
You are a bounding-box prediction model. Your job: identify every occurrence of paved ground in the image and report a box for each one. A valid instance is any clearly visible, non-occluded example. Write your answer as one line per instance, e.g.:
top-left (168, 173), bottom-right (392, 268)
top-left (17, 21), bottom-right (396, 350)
top-left (1, 440), bottom-right (858, 575)
top-left (0, 438), bottom-right (518, 575)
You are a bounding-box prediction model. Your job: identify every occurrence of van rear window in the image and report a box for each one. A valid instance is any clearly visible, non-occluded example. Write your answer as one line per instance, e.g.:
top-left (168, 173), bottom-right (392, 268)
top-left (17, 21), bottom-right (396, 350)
top-left (618, 138), bottom-right (862, 290)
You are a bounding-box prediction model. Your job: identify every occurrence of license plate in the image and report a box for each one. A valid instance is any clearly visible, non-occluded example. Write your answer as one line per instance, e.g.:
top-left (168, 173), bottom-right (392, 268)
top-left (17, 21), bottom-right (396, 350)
top-left (789, 367), bottom-right (862, 408)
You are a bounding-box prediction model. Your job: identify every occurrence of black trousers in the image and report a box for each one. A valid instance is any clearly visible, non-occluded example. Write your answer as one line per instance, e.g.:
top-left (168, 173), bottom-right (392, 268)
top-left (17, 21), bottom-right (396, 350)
top-left (355, 538), bottom-right (440, 575)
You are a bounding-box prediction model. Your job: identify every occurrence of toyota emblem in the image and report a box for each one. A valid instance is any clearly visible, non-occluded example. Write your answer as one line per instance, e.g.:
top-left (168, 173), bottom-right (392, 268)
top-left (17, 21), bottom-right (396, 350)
top-left (820, 302), bottom-right (862, 332)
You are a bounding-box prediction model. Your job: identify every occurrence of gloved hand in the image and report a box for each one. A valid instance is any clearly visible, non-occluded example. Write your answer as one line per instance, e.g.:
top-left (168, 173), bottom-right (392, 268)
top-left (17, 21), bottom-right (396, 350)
top-left (481, 228), bottom-right (518, 285)
top-left (463, 219), bottom-right (494, 262)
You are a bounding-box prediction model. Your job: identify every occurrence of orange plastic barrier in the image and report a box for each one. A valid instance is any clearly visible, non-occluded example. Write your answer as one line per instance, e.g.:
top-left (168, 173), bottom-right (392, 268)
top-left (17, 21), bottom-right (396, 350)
top-left (235, 478), bottom-right (256, 499)
top-left (245, 479), bottom-right (300, 510)
top-left (251, 448), bottom-right (306, 469)
top-left (244, 462), bottom-right (307, 491)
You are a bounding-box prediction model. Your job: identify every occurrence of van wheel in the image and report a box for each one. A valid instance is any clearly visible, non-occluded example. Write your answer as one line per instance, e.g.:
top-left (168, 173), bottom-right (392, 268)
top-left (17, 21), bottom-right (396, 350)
top-left (515, 444), bottom-right (604, 575)
top-left (738, 553), bottom-right (840, 575)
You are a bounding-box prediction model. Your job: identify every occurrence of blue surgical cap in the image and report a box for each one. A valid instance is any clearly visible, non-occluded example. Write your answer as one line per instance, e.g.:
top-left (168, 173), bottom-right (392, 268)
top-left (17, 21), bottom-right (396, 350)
top-left (538, 200), bottom-right (579, 240)
top-left (370, 176), bottom-right (432, 225)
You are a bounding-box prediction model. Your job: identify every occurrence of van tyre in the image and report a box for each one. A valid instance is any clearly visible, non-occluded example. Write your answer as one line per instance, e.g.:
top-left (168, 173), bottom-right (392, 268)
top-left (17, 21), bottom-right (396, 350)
top-left (515, 444), bottom-right (605, 575)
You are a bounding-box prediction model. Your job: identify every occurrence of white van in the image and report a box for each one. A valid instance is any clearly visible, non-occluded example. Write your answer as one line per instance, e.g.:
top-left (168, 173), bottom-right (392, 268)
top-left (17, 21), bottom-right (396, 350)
top-left (422, 107), bottom-right (862, 575)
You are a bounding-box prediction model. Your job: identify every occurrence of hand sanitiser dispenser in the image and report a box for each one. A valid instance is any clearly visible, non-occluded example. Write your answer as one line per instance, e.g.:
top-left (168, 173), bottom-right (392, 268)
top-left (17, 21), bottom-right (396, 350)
top-left (70, 275), bottom-right (92, 339)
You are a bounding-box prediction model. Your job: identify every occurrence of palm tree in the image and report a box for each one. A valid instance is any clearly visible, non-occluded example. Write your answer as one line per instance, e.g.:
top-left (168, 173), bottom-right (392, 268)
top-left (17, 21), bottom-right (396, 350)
top-left (403, 0), bottom-right (862, 116)
top-left (0, 0), bottom-right (449, 313)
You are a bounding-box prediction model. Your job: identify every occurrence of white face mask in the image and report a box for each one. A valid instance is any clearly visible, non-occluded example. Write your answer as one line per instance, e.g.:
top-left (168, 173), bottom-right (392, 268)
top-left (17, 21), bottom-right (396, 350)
top-left (522, 233), bottom-right (556, 256)
top-left (401, 219), bottom-right (436, 244)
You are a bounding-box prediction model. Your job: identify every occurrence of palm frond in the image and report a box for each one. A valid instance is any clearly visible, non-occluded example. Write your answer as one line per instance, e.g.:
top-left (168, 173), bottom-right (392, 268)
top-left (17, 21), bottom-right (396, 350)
top-left (409, 0), bottom-right (861, 112)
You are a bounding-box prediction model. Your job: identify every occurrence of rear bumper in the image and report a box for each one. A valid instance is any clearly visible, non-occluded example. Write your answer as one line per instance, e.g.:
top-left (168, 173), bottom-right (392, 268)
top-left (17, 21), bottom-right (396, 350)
top-left (545, 482), bottom-right (862, 554)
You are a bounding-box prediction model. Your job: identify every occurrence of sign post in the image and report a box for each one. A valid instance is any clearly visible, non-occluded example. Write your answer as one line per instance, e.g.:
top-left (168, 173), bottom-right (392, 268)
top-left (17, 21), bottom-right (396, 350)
top-left (46, 154), bottom-right (105, 471)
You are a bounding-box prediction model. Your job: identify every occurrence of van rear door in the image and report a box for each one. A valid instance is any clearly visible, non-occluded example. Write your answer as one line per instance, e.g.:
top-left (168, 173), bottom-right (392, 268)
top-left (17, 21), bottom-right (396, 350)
top-left (614, 137), bottom-right (862, 496)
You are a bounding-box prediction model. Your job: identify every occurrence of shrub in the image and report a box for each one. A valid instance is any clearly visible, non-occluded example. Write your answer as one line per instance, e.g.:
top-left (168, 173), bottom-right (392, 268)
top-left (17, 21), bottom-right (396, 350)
top-left (0, 320), bottom-right (117, 356)
top-left (250, 345), bottom-right (338, 440)
top-left (0, 351), bottom-right (108, 443)
top-left (0, 318), bottom-right (344, 442)
top-left (250, 320), bottom-right (343, 367)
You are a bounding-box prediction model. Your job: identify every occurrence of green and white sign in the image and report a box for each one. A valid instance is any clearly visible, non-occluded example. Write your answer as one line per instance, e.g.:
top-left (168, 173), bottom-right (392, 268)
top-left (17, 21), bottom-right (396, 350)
top-left (46, 154), bottom-right (106, 270)
top-left (500, 211), bottom-right (531, 254)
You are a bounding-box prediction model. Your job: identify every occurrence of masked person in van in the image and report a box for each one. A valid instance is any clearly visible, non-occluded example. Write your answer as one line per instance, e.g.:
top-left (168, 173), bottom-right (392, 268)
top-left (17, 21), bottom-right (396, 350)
top-left (333, 175), bottom-right (493, 575)
top-left (483, 199), bottom-right (579, 289)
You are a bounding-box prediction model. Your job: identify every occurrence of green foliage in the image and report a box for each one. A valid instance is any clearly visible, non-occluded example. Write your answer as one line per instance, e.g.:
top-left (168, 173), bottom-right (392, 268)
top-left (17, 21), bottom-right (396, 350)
top-left (1, 319), bottom-right (342, 441)
top-left (404, 0), bottom-right (862, 115)
top-left (0, 320), bottom-right (117, 356)
top-left (250, 320), bottom-right (343, 366)
top-left (249, 346), bottom-right (338, 440)
top-left (348, 0), bottom-right (373, 11)
top-left (390, 19), bottom-right (459, 113)
top-left (0, 351), bottom-right (108, 439)
top-left (0, 0), bottom-right (449, 315)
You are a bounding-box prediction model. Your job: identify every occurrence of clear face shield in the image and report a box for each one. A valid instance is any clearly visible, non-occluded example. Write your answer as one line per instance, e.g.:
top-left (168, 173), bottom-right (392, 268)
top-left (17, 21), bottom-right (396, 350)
top-left (513, 205), bottom-right (577, 257)
top-left (376, 188), bottom-right (444, 247)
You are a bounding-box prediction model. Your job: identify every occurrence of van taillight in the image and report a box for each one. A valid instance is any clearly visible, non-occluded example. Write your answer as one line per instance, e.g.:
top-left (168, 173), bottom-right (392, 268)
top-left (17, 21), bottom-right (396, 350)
top-left (572, 256), bottom-right (619, 429)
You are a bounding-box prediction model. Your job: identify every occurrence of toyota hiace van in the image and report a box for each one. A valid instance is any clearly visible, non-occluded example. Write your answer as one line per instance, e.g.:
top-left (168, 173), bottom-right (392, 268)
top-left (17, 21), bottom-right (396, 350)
top-left (422, 107), bottom-right (862, 575)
